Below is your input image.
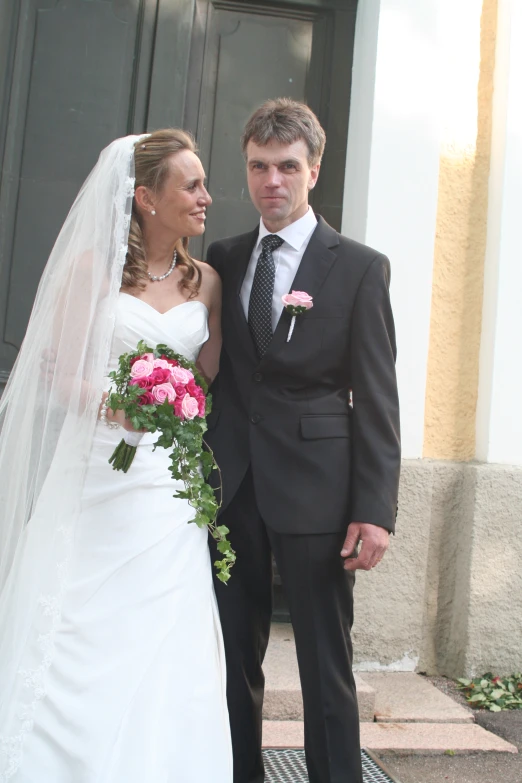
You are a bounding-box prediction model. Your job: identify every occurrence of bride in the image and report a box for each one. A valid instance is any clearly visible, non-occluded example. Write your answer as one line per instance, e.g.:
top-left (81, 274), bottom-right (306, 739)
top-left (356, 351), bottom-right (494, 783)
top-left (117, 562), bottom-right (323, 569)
top-left (0, 130), bottom-right (232, 782)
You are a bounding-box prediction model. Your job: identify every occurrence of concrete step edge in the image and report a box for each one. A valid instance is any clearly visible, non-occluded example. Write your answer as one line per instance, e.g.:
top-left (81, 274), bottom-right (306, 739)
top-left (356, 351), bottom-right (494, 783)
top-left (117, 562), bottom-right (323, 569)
top-left (263, 674), bottom-right (376, 722)
top-left (262, 720), bottom-right (519, 754)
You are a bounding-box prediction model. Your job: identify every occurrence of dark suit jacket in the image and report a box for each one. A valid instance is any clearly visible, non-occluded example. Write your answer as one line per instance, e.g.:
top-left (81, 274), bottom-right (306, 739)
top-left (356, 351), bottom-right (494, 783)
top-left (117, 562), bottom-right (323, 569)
top-left (205, 216), bottom-right (401, 534)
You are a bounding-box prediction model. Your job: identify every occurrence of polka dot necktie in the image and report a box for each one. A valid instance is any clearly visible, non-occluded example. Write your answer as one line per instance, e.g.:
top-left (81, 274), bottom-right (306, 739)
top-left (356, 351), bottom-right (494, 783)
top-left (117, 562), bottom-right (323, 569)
top-left (248, 234), bottom-right (284, 358)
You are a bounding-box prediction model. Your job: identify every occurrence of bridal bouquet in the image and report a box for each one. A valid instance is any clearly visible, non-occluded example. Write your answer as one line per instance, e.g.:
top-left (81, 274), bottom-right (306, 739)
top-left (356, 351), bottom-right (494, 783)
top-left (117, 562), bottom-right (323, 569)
top-left (106, 340), bottom-right (235, 582)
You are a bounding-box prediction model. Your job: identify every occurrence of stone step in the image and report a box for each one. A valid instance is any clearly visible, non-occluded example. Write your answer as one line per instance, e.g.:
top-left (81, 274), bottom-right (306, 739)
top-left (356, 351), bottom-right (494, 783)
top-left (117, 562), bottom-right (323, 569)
top-left (362, 672), bottom-right (474, 723)
top-left (263, 623), bottom-right (375, 721)
top-left (262, 720), bottom-right (519, 754)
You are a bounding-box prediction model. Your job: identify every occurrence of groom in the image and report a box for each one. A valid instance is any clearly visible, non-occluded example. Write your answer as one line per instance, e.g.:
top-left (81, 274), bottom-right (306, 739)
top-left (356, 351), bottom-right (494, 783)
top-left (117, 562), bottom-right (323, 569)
top-left (206, 99), bottom-right (401, 783)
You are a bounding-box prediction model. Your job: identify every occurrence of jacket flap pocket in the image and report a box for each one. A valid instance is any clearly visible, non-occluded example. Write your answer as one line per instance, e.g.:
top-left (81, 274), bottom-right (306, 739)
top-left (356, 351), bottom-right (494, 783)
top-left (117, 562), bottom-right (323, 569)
top-left (300, 414), bottom-right (351, 439)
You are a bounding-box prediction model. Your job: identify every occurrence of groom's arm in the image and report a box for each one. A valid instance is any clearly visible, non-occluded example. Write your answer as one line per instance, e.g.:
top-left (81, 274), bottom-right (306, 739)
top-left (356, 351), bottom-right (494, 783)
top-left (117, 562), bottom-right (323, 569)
top-left (342, 253), bottom-right (401, 570)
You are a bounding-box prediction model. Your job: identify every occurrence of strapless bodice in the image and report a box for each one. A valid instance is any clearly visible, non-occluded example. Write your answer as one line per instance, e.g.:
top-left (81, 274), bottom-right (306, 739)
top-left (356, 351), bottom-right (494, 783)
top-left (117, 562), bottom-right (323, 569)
top-left (107, 293), bottom-right (209, 376)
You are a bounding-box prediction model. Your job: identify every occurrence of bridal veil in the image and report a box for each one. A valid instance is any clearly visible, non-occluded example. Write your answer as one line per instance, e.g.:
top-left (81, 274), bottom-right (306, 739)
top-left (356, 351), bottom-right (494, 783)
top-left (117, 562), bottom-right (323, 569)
top-left (0, 133), bottom-right (147, 779)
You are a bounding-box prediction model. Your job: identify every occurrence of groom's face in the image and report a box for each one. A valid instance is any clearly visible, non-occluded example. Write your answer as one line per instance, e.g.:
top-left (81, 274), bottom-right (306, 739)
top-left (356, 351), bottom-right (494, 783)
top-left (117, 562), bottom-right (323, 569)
top-left (246, 139), bottom-right (320, 232)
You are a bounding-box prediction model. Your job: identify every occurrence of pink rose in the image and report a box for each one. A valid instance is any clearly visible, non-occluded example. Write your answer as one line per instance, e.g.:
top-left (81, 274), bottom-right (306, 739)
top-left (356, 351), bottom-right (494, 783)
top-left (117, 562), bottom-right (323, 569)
top-left (173, 383), bottom-right (187, 400)
top-left (160, 355), bottom-right (179, 367)
top-left (174, 397), bottom-right (184, 418)
top-left (187, 380), bottom-right (204, 398)
top-left (142, 353), bottom-right (155, 362)
top-left (130, 377), bottom-right (154, 390)
top-left (130, 359), bottom-right (154, 379)
top-left (197, 397), bottom-right (206, 417)
top-left (152, 382), bottom-right (176, 404)
top-left (138, 392), bottom-right (155, 406)
top-left (181, 395), bottom-right (199, 420)
top-left (186, 378), bottom-right (205, 396)
top-left (150, 367), bottom-right (171, 384)
top-left (282, 291), bottom-right (313, 310)
top-left (170, 366), bottom-right (194, 385)
top-left (153, 358), bottom-right (171, 370)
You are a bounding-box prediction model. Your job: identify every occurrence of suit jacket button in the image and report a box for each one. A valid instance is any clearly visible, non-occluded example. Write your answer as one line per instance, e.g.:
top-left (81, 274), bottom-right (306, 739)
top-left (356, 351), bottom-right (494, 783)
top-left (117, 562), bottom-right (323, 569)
top-left (250, 413), bottom-right (261, 424)
top-left (253, 372), bottom-right (263, 383)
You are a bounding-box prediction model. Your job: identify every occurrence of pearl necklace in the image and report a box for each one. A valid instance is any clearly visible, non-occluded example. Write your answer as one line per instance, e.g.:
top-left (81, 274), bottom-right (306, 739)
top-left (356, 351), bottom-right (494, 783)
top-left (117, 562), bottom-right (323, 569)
top-left (147, 251), bottom-right (177, 282)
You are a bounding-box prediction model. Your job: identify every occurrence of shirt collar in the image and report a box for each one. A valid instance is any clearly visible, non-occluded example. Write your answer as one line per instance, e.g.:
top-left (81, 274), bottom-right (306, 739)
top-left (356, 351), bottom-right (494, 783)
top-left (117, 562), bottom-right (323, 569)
top-left (256, 206), bottom-right (317, 252)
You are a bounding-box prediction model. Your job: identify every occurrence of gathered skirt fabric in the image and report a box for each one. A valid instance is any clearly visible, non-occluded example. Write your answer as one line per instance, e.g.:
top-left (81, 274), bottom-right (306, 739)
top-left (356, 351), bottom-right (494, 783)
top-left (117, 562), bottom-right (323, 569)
top-left (15, 423), bottom-right (232, 782)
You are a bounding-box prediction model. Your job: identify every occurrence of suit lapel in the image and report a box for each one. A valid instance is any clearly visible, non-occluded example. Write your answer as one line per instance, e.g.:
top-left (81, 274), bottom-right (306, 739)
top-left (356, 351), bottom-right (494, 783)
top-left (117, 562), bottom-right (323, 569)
top-left (262, 216), bottom-right (340, 361)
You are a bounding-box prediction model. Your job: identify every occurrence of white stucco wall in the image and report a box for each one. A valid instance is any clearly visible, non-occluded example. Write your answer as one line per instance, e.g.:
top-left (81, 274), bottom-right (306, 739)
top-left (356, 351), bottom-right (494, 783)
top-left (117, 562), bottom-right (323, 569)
top-left (342, 0), bottom-right (522, 675)
top-left (342, 0), bottom-right (441, 459)
top-left (476, 0), bottom-right (522, 466)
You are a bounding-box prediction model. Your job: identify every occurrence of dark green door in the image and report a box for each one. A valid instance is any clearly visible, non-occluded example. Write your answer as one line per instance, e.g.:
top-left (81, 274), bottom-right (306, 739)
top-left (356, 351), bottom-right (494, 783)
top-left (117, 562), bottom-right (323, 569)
top-left (186, 0), bottom-right (357, 258)
top-left (0, 0), bottom-right (161, 384)
top-left (0, 0), bottom-right (357, 384)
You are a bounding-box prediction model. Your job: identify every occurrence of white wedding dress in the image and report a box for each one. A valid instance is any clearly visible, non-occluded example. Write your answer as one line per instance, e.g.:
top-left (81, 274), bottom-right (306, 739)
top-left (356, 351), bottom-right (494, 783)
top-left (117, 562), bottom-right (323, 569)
top-left (14, 293), bottom-right (232, 783)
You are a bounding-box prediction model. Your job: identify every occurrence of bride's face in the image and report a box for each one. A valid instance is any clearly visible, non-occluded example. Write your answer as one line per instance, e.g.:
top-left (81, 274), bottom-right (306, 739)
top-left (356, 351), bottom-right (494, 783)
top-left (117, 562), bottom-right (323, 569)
top-left (146, 150), bottom-right (212, 238)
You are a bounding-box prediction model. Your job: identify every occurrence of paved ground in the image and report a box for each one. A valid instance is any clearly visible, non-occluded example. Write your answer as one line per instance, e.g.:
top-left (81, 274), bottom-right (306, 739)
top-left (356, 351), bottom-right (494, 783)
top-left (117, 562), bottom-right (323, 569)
top-left (378, 677), bottom-right (522, 783)
top-left (263, 628), bottom-right (521, 779)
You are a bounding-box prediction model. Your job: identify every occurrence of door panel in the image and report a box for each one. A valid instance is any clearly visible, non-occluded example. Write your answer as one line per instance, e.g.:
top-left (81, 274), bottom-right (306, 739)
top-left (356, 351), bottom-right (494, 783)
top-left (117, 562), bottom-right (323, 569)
top-left (0, 0), bottom-right (158, 378)
top-left (187, 0), bottom-right (356, 259)
top-left (197, 7), bottom-right (314, 253)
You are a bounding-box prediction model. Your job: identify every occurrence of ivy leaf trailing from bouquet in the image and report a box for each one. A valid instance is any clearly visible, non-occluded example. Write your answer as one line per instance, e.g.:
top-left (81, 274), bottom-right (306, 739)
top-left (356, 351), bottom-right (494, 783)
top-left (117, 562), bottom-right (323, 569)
top-left (107, 340), bottom-right (235, 583)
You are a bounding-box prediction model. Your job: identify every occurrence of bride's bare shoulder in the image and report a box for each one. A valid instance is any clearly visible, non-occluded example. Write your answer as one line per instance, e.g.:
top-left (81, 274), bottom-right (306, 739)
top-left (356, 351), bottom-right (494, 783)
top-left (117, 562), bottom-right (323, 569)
top-left (193, 259), bottom-right (221, 288)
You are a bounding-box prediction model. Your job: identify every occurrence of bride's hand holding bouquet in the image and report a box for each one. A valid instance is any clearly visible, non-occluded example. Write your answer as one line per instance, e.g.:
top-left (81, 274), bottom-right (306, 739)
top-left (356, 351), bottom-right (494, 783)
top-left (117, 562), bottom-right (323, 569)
top-left (104, 339), bottom-right (235, 583)
top-left (100, 395), bottom-right (146, 433)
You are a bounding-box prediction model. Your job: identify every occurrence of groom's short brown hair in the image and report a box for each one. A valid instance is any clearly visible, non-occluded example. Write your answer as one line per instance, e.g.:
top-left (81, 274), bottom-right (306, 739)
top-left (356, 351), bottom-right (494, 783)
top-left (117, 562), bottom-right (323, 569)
top-left (241, 99), bottom-right (326, 166)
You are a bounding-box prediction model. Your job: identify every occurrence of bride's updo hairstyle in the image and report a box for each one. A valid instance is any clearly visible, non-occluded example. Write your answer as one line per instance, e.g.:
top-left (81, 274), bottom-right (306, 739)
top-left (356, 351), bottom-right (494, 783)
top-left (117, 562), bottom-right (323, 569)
top-left (123, 129), bottom-right (202, 297)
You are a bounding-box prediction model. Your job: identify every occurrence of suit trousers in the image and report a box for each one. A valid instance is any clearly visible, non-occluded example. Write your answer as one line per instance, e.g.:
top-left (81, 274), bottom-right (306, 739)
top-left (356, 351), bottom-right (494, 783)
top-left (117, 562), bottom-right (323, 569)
top-left (210, 468), bottom-right (363, 783)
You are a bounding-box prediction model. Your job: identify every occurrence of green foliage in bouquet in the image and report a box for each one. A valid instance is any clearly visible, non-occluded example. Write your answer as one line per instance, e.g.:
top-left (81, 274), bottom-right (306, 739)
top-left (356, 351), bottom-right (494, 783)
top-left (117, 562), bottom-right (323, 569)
top-left (107, 340), bottom-right (235, 583)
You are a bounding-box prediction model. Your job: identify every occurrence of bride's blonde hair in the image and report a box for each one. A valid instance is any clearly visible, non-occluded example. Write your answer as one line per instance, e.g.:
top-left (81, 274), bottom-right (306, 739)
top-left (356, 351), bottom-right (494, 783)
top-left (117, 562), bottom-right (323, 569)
top-left (122, 129), bottom-right (202, 298)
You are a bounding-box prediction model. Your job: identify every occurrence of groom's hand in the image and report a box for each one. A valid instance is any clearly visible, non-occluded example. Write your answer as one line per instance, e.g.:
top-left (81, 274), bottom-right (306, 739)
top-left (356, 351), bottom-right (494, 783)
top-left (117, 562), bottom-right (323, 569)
top-left (341, 522), bottom-right (390, 571)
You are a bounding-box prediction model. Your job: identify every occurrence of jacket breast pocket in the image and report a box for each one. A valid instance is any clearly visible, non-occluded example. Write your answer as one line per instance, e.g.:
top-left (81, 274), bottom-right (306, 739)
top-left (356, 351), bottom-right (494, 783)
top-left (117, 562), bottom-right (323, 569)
top-left (300, 414), bottom-right (351, 439)
top-left (305, 305), bottom-right (346, 320)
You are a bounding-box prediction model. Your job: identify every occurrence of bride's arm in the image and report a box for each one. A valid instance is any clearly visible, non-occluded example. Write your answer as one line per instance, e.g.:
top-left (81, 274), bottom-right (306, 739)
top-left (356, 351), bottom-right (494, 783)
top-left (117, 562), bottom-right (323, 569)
top-left (196, 264), bottom-right (222, 386)
top-left (40, 253), bottom-right (140, 431)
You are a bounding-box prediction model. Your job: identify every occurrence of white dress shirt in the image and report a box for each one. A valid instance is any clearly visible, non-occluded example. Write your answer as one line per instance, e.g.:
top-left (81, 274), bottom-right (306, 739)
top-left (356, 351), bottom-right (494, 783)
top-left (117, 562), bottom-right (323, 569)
top-left (240, 207), bottom-right (318, 331)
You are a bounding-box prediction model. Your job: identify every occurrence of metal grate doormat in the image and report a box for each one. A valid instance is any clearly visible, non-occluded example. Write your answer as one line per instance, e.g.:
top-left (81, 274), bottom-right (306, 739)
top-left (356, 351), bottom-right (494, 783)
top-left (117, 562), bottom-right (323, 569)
top-left (263, 748), bottom-right (401, 783)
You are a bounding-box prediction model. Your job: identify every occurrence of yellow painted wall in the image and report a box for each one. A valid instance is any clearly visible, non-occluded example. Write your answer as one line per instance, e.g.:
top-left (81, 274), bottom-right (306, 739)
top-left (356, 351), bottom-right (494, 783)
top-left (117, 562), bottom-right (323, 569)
top-left (424, 0), bottom-right (498, 460)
